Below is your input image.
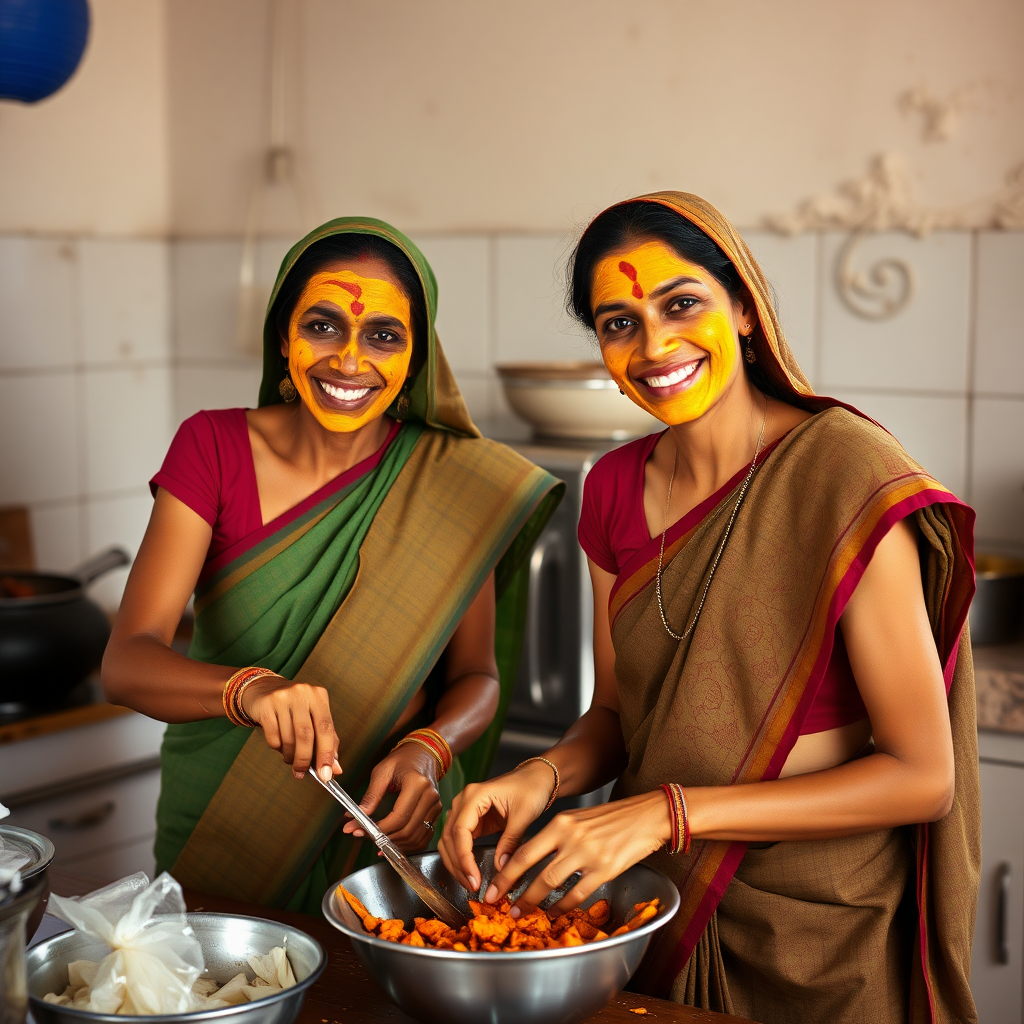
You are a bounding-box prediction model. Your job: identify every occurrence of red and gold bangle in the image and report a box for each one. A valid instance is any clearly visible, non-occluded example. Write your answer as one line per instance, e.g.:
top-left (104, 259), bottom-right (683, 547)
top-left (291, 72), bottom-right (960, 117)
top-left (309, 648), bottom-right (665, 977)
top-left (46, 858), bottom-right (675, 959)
top-left (662, 783), bottom-right (691, 855)
top-left (222, 667), bottom-right (275, 728)
top-left (516, 756), bottom-right (560, 811)
top-left (392, 728), bottom-right (453, 779)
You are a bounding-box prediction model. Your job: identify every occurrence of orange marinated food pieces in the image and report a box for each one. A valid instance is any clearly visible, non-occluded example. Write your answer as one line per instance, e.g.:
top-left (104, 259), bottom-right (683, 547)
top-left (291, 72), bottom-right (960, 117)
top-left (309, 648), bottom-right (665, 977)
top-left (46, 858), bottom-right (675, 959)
top-left (336, 883), bottom-right (660, 952)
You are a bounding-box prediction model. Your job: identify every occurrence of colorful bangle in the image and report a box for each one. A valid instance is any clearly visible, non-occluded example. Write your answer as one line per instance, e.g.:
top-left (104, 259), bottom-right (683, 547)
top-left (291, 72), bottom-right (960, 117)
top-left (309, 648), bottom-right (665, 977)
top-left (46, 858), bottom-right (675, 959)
top-left (661, 783), bottom-right (691, 855)
top-left (393, 728), bottom-right (453, 779)
top-left (516, 756), bottom-right (560, 811)
top-left (222, 667), bottom-right (275, 728)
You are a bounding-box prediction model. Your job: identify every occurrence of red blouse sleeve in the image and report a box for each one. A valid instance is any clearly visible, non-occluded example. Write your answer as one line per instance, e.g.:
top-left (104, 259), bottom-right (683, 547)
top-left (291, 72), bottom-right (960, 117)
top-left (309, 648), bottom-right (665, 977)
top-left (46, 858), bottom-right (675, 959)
top-left (150, 412), bottom-right (223, 526)
top-left (578, 453), bottom-right (623, 575)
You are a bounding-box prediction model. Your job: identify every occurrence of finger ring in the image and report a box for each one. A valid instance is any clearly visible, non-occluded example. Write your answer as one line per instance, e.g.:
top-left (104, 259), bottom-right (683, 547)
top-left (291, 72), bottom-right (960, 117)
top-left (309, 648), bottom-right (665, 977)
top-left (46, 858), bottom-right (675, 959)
top-left (422, 820), bottom-right (434, 832)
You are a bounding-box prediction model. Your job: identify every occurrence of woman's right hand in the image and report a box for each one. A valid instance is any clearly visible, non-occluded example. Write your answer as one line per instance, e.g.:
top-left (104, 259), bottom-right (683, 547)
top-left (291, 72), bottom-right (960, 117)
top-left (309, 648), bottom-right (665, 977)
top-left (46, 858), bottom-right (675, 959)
top-left (240, 675), bottom-right (341, 782)
top-left (439, 761), bottom-right (555, 892)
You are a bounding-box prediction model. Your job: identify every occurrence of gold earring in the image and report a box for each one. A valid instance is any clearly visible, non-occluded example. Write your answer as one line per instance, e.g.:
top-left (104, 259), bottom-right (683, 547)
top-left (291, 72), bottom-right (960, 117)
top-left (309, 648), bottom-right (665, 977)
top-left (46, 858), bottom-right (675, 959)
top-left (396, 381), bottom-right (411, 417)
top-left (744, 338), bottom-right (756, 364)
top-left (278, 374), bottom-right (298, 402)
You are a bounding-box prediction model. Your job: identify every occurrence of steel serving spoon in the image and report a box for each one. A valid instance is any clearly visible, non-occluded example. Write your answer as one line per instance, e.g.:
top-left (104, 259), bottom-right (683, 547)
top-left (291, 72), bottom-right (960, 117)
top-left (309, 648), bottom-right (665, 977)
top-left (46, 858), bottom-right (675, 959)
top-left (308, 770), bottom-right (467, 929)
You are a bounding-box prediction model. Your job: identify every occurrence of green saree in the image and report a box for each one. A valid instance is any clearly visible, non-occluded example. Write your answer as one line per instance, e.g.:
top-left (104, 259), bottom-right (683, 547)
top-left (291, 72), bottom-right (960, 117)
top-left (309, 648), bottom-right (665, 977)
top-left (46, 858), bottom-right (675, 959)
top-left (155, 218), bottom-right (562, 913)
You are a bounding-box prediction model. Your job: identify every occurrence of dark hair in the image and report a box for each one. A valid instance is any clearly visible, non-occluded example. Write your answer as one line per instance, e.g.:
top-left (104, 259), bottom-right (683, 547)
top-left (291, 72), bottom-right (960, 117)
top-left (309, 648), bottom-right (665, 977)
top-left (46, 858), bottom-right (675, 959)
top-left (269, 233), bottom-right (428, 369)
top-left (567, 200), bottom-right (790, 401)
top-left (568, 201), bottom-right (746, 329)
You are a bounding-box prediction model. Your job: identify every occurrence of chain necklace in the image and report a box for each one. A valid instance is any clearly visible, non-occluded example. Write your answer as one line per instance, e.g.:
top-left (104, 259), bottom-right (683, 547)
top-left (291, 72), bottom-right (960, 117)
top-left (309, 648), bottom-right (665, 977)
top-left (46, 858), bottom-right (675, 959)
top-left (655, 396), bottom-right (769, 642)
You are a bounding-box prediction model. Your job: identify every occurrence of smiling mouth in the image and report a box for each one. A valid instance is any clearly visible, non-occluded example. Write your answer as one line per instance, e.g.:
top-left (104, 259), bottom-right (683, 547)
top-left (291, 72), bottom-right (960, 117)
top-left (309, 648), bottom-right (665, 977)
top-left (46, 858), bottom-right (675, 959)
top-left (317, 378), bottom-right (374, 402)
top-left (638, 356), bottom-right (705, 393)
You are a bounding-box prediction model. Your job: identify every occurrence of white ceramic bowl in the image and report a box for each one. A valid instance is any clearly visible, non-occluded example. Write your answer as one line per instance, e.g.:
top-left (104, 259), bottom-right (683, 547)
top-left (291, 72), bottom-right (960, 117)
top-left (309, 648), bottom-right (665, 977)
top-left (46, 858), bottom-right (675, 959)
top-left (496, 362), bottom-right (659, 441)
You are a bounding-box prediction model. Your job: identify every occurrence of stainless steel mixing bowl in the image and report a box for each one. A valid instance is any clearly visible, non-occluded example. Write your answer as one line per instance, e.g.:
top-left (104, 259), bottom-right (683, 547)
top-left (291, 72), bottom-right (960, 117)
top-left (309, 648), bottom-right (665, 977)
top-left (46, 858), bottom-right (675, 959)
top-left (323, 848), bottom-right (680, 1024)
top-left (26, 912), bottom-right (325, 1024)
top-left (0, 824), bottom-right (56, 939)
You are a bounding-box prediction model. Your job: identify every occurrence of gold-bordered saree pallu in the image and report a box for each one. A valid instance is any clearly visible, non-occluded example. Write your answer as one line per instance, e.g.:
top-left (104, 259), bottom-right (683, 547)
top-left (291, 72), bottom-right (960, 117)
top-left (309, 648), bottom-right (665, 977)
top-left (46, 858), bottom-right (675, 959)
top-left (156, 423), bottom-right (562, 913)
top-left (612, 407), bottom-right (978, 1024)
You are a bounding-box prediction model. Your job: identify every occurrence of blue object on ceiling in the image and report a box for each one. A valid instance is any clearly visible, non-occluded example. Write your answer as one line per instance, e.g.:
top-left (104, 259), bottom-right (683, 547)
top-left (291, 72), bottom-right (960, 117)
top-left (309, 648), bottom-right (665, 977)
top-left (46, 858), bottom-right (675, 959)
top-left (0, 0), bottom-right (91, 103)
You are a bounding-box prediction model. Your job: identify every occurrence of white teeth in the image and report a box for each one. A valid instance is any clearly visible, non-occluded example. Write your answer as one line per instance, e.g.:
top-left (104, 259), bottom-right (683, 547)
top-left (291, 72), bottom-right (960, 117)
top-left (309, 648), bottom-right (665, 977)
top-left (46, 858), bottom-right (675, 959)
top-left (319, 379), bottom-right (371, 401)
top-left (643, 360), bottom-right (702, 389)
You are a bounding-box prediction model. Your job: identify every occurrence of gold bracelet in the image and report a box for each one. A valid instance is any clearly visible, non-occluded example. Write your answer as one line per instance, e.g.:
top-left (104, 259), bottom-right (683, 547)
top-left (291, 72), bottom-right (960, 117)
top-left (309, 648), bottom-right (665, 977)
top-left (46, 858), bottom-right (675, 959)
top-left (393, 735), bottom-right (446, 777)
top-left (516, 756), bottom-right (560, 811)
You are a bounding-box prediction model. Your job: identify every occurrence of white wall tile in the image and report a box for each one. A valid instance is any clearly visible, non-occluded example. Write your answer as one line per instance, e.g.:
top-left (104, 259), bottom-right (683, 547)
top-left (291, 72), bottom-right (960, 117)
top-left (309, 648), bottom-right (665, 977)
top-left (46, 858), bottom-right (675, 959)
top-left (975, 231), bottom-right (1024, 397)
top-left (743, 231), bottom-right (818, 386)
top-left (452, 370), bottom-right (497, 423)
top-left (79, 240), bottom-right (171, 366)
top-left (829, 390), bottom-right (968, 497)
top-left (0, 237), bottom-right (78, 371)
top-left (29, 500), bottom-right (82, 573)
top-left (82, 366), bottom-right (173, 494)
top-left (83, 489), bottom-right (154, 610)
top-left (971, 397), bottom-right (1024, 549)
top-left (171, 239), bottom-right (243, 363)
top-left (172, 364), bottom-right (263, 426)
top-left (819, 231), bottom-right (970, 393)
top-left (495, 235), bottom-right (595, 365)
top-left (0, 372), bottom-right (79, 504)
top-left (411, 235), bottom-right (491, 372)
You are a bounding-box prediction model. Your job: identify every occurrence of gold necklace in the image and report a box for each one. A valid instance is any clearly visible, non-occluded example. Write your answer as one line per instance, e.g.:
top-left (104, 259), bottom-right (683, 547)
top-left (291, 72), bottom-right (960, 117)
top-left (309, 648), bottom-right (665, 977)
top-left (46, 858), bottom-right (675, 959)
top-left (655, 395), bottom-right (769, 642)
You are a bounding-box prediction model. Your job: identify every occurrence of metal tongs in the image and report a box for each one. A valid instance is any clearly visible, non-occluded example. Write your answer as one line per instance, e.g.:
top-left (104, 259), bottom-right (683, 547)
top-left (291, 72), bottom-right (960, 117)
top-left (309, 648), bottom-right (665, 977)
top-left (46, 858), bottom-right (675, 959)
top-left (308, 770), bottom-right (467, 929)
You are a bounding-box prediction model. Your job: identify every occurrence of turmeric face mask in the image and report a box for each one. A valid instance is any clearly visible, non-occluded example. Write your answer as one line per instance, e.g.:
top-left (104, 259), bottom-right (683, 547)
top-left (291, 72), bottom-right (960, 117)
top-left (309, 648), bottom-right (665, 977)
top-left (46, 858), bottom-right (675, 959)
top-left (591, 241), bottom-right (741, 425)
top-left (286, 267), bottom-right (413, 432)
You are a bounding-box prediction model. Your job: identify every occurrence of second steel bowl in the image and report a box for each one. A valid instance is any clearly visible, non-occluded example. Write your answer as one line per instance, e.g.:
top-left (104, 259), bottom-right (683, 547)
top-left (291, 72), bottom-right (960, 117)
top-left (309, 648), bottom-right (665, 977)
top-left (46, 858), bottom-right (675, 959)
top-left (26, 912), bottom-right (325, 1024)
top-left (323, 848), bottom-right (680, 1024)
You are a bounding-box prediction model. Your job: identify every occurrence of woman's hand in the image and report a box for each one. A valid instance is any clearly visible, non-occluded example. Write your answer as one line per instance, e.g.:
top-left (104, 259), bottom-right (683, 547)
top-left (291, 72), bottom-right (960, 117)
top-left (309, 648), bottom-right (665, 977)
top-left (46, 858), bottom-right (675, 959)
top-left (438, 762), bottom-right (557, 892)
top-left (342, 744), bottom-right (442, 852)
top-left (240, 675), bottom-right (341, 782)
top-left (483, 791), bottom-right (672, 915)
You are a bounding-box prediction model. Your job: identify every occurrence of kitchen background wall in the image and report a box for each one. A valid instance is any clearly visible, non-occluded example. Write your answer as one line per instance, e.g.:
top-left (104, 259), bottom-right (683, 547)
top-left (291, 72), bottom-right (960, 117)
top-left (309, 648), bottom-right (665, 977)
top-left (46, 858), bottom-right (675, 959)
top-left (1, 0), bottom-right (1022, 607)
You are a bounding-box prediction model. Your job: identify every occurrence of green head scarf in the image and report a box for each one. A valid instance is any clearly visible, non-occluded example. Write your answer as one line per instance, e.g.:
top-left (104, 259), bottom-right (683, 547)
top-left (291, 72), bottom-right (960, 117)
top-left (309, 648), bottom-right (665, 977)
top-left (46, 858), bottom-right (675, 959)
top-left (257, 216), bottom-right (479, 437)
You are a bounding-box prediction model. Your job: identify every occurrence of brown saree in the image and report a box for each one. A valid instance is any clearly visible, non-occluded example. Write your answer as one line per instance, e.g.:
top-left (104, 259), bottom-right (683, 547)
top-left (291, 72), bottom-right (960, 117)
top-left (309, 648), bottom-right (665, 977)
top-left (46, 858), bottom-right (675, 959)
top-left (606, 194), bottom-right (979, 1024)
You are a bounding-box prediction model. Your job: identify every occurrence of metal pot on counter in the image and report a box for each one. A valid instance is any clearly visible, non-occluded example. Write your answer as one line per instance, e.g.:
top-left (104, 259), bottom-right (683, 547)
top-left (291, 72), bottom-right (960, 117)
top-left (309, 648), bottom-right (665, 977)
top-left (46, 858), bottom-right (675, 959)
top-left (970, 554), bottom-right (1024, 646)
top-left (0, 547), bottom-right (130, 705)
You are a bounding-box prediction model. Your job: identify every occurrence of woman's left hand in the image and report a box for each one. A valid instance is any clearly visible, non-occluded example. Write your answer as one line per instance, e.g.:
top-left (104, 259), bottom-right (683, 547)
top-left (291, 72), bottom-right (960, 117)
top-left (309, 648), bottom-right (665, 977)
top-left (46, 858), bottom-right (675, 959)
top-left (342, 744), bottom-right (442, 852)
top-left (483, 790), bottom-right (672, 914)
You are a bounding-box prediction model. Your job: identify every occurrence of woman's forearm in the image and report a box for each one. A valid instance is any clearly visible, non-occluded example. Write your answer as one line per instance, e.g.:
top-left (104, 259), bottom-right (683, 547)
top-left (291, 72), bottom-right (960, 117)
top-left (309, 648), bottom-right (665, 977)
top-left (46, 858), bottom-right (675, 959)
top-left (539, 705), bottom-right (628, 798)
top-left (688, 749), bottom-right (954, 843)
top-left (429, 672), bottom-right (501, 754)
top-left (102, 632), bottom-right (233, 723)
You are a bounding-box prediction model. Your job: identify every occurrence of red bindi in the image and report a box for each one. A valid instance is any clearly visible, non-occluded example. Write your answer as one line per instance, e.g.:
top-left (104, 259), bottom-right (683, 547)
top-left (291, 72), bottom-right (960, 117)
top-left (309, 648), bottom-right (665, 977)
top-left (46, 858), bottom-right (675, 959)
top-left (326, 279), bottom-right (365, 316)
top-left (618, 261), bottom-right (644, 299)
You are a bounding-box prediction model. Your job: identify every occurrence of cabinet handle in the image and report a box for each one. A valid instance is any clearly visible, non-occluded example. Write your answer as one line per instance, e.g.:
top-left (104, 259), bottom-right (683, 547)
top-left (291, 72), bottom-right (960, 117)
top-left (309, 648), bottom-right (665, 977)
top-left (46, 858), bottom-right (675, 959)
top-left (48, 800), bottom-right (116, 832)
top-left (996, 861), bottom-right (1011, 965)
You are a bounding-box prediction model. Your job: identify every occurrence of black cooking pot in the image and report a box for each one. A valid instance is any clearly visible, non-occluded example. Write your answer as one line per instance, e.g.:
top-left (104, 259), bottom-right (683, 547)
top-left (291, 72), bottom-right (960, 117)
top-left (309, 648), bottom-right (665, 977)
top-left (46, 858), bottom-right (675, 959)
top-left (0, 547), bottom-right (130, 705)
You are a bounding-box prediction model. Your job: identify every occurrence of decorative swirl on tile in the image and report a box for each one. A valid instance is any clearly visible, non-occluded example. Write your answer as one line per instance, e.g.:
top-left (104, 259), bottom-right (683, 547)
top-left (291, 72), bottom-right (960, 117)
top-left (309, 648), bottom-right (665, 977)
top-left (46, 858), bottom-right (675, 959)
top-left (836, 229), bottom-right (915, 320)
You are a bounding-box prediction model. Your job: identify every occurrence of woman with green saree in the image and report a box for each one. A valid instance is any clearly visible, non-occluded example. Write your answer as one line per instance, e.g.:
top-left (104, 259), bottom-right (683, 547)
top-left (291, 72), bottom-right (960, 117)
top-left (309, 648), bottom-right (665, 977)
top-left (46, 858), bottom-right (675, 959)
top-left (442, 193), bottom-right (978, 1024)
top-left (102, 217), bottom-right (561, 915)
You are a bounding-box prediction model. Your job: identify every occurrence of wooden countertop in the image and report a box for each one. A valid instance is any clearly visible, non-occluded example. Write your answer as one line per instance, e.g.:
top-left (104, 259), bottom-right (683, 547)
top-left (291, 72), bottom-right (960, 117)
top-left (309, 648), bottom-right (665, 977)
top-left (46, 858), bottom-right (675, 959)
top-left (0, 699), bottom-right (130, 747)
top-left (47, 870), bottom-right (755, 1024)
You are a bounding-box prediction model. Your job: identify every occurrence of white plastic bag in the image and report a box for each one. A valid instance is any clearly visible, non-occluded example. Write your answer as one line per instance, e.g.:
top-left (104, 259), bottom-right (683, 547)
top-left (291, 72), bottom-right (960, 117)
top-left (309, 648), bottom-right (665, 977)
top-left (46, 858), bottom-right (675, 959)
top-left (46, 872), bottom-right (204, 1014)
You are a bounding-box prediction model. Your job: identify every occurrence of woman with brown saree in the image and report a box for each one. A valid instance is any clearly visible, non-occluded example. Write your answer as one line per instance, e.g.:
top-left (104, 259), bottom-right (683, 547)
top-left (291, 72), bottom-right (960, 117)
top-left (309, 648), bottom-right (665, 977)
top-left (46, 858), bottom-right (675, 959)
top-left (441, 193), bottom-right (978, 1024)
top-left (102, 217), bottom-right (561, 915)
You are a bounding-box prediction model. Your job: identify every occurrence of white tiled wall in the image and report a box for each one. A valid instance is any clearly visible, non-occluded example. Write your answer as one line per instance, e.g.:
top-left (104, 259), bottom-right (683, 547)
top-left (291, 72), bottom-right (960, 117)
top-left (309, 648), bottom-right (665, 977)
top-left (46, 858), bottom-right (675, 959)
top-left (0, 237), bottom-right (171, 607)
top-left (2, 228), bottom-right (1022, 607)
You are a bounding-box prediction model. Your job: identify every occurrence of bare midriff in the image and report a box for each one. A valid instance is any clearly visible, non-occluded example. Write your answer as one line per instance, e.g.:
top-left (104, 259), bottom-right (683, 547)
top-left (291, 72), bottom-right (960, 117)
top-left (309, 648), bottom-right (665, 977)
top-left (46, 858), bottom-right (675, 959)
top-left (779, 717), bottom-right (873, 778)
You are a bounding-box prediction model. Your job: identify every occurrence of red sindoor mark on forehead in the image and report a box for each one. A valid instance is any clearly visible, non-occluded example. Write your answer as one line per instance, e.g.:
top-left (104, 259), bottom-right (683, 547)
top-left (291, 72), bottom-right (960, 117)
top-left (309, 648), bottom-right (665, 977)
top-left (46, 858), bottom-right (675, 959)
top-left (618, 261), bottom-right (644, 300)
top-left (325, 279), bottom-right (365, 317)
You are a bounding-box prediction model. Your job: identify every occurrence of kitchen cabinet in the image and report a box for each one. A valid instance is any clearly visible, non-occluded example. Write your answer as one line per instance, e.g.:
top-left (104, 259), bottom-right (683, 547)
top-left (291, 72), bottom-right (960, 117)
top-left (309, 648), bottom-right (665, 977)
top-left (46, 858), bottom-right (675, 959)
top-left (974, 730), bottom-right (1024, 1024)
top-left (0, 707), bottom-right (164, 882)
top-left (4, 764), bottom-right (160, 877)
